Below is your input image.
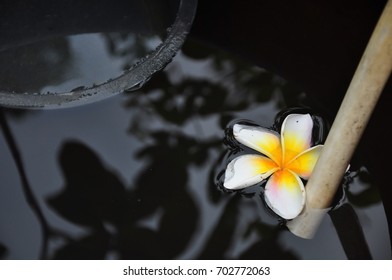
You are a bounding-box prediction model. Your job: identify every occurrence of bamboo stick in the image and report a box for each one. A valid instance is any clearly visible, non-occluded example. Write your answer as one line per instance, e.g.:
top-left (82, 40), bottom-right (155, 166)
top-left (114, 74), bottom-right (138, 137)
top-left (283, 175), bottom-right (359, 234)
top-left (287, 0), bottom-right (392, 239)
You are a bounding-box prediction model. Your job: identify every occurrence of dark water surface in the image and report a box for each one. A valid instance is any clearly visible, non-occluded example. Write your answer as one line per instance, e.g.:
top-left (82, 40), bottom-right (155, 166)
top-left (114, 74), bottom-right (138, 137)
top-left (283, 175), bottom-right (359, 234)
top-left (0, 37), bottom-right (390, 259)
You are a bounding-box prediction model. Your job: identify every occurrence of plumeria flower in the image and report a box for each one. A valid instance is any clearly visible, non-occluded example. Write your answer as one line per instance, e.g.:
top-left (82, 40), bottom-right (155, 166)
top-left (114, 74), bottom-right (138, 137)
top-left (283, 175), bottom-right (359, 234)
top-left (223, 114), bottom-right (323, 219)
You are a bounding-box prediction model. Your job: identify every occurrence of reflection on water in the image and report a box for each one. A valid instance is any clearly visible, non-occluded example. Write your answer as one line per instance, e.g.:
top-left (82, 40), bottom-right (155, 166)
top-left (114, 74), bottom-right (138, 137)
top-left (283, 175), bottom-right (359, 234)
top-left (0, 38), bottom-right (390, 259)
top-left (0, 33), bottom-right (162, 94)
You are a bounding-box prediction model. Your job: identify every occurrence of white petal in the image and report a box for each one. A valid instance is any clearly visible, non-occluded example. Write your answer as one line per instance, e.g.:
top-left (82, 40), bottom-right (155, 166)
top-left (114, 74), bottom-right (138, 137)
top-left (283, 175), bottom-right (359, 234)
top-left (281, 114), bottom-right (314, 164)
top-left (233, 124), bottom-right (282, 165)
top-left (223, 154), bottom-right (279, 190)
top-left (264, 169), bottom-right (305, 219)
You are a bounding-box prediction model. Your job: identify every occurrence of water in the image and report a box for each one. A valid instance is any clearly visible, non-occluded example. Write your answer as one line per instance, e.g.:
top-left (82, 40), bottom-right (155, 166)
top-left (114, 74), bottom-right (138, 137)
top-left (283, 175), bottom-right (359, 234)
top-left (0, 33), bottom-right (162, 94)
top-left (0, 38), bottom-right (390, 259)
top-left (0, 0), bottom-right (197, 109)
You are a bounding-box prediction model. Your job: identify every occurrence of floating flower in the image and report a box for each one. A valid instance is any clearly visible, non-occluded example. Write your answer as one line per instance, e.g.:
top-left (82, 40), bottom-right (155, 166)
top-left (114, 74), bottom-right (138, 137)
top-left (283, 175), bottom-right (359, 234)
top-left (223, 114), bottom-right (323, 219)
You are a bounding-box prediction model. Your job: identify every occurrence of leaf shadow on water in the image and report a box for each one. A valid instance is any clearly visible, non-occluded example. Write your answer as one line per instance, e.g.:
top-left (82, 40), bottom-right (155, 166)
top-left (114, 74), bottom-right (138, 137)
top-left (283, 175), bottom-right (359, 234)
top-left (120, 131), bottom-right (203, 259)
top-left (42, 39), bottom-right (305, 258)
top-left (0, 37), bottom-right (388, 259)
top-left (46, 138), bottom-right (302, 259)
top-left (197, 194), bottom-right (298, 260)
top-left (48, 39), bottom-right (383, 259)
top-left (46, 141), bottom-right (128, 259)
top-left (47, 137), bottom-right (201, 259)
